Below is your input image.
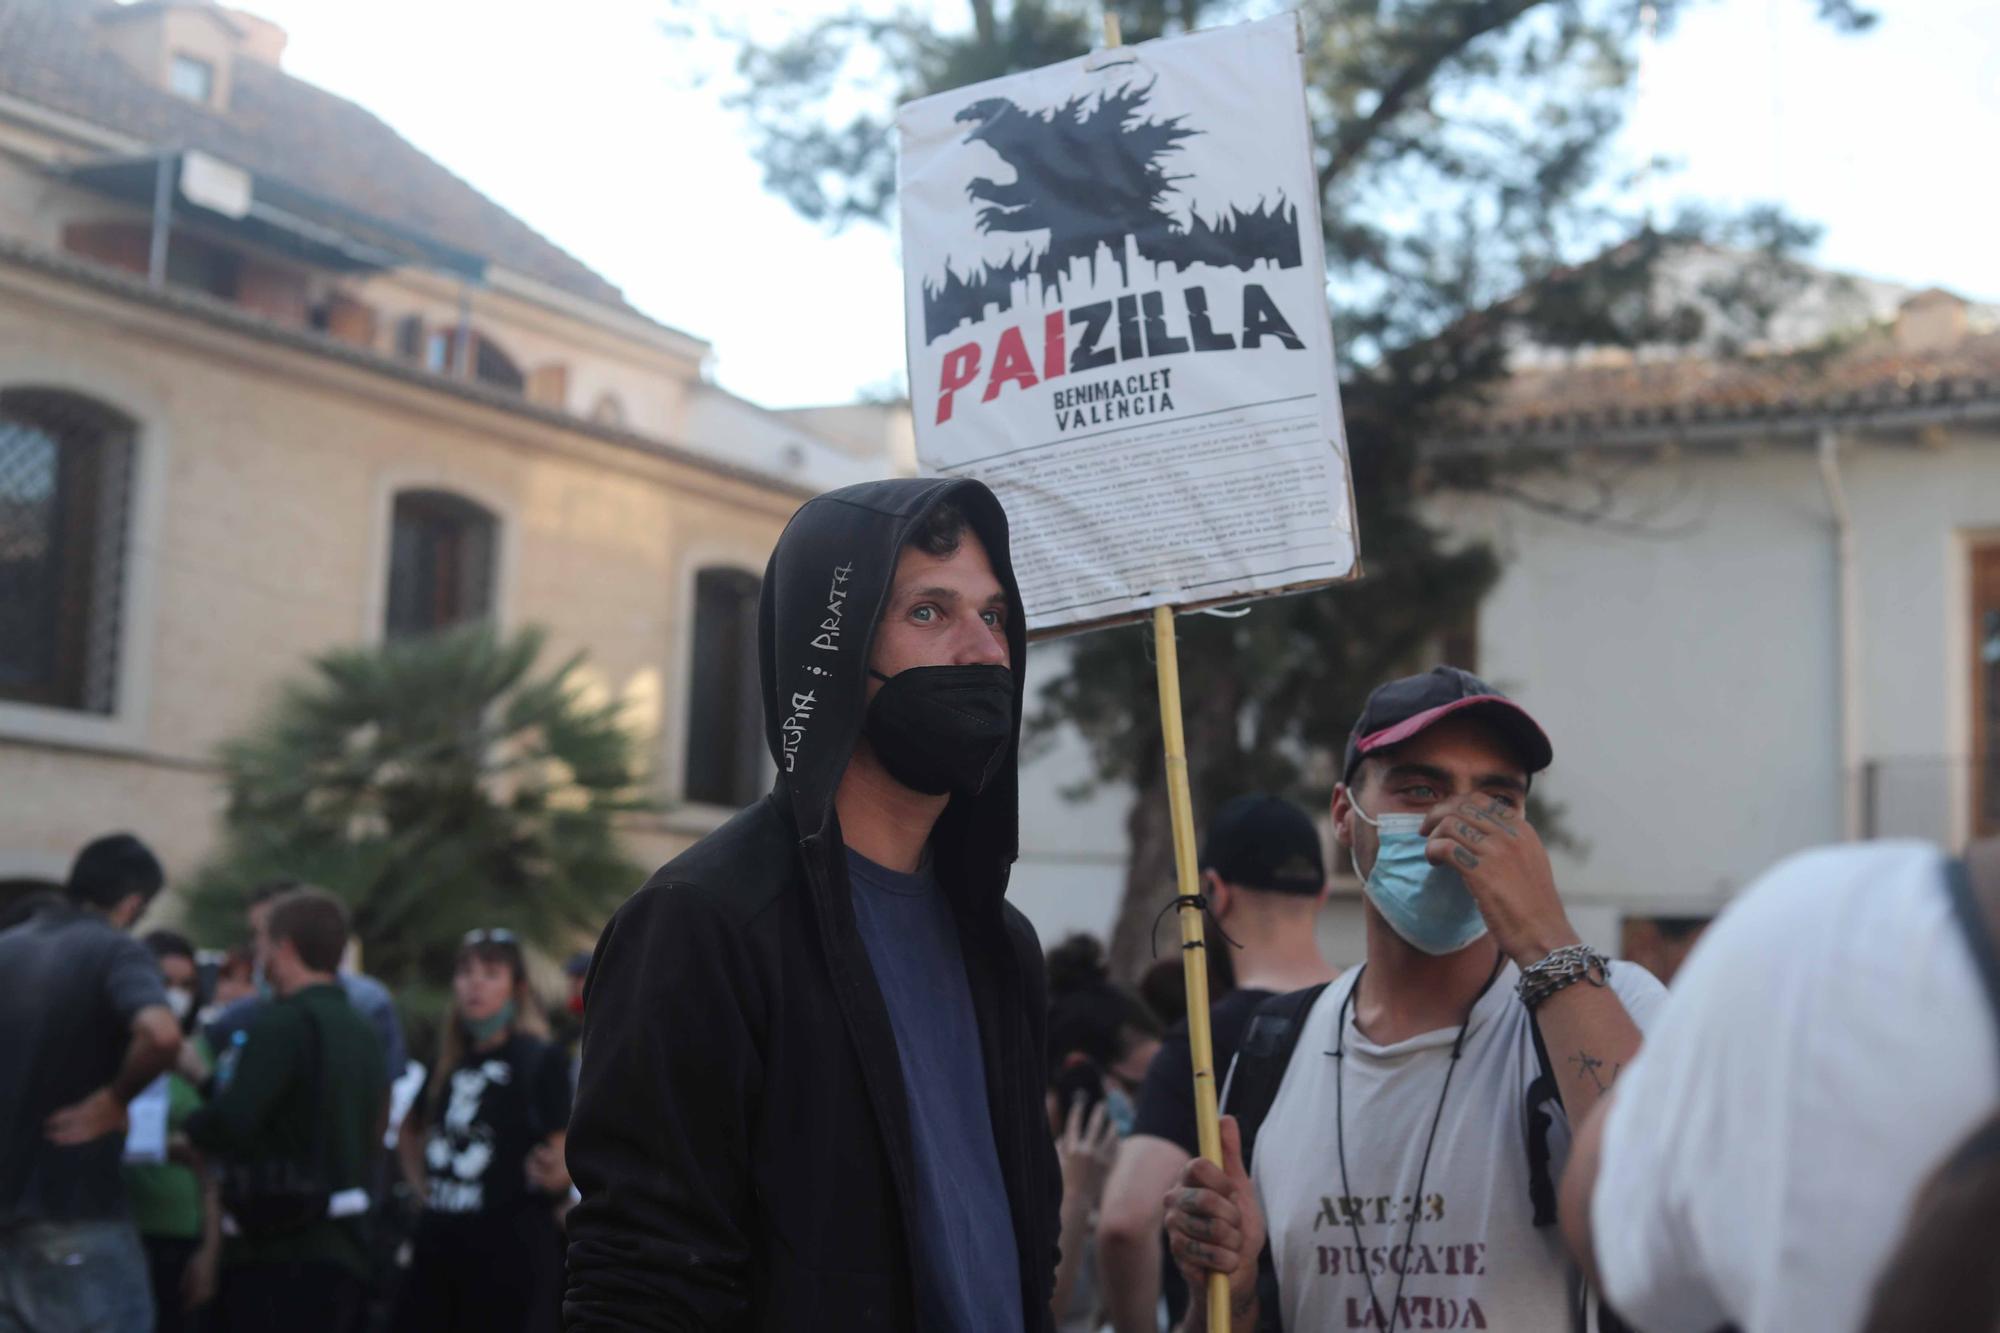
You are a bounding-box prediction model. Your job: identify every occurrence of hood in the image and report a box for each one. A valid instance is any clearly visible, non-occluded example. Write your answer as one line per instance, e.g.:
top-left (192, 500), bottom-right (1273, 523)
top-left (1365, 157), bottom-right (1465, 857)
top-left (758, 477), bottom-right (1029, 891)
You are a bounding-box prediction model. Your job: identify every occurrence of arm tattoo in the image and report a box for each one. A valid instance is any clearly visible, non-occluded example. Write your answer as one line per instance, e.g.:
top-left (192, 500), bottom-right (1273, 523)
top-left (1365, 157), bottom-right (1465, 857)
top-left (1568, 1050), bottom-right (1622, 1094)
top-left (1451, 846), bottom-right (1480, 871)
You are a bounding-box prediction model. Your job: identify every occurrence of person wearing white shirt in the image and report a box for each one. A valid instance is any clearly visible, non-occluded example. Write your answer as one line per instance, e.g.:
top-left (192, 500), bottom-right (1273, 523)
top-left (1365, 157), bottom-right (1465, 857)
top-left (1560, 839), bottom-right (2000, 1333)
top-left (1163, 667), bottom-right (1667, 1332)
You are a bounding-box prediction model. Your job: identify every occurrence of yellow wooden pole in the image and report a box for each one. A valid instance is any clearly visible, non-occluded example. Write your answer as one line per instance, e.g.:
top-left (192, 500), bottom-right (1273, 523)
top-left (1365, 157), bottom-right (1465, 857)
top-left (1152, 605), bottom-right (1232, 1332)
top-left (1108, 8), bottom-right (1226, 1327)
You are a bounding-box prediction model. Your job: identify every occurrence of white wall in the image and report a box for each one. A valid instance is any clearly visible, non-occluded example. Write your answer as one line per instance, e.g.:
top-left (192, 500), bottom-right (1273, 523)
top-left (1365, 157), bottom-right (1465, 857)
top-left (1843, 436), bottom-right (2000, 849)
top-left (1009, 638), bottom-right (1132, 944)
top-left (1006, 427), bottom-right (2000, 955)
top-left (1426, 425), bottom-right (2000, 919)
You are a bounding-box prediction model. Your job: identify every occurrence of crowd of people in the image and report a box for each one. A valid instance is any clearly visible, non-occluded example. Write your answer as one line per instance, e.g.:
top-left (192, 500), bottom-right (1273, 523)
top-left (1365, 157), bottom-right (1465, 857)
top-left (4, 474), bottom-right (1997, 1332)
top-left (0, 841), bottom-right (582, 1333)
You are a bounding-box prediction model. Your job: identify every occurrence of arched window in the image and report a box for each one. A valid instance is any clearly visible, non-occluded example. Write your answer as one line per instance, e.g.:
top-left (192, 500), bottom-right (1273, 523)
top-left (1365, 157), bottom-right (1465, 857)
top-left (0, 389), bottom-right (135, 713)
top-left (684, 567), bottom-right (764, 807)
top-left (385, 489), bottom-right (497, 639)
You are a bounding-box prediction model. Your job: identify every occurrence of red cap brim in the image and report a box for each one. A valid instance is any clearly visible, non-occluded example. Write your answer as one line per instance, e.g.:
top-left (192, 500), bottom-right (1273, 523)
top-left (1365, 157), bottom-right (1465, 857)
top-left (1355, 695), bottom-right (1553, 773)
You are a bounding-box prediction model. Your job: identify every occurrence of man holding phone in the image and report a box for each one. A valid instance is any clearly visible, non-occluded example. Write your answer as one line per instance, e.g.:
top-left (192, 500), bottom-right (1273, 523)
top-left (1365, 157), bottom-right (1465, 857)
top-left (1043, 933), bottom-right (1163, 1331)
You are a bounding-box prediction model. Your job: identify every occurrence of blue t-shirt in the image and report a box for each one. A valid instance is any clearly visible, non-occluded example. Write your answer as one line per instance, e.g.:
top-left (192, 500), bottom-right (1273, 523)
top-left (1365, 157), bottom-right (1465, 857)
top-left (847, 849), bottom-right (1025, 1333)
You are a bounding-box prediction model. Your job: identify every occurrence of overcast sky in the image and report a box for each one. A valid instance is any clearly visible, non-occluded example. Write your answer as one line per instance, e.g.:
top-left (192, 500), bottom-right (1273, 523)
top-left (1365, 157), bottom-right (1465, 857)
top-left (242, 0), bottom-right (2000, 409)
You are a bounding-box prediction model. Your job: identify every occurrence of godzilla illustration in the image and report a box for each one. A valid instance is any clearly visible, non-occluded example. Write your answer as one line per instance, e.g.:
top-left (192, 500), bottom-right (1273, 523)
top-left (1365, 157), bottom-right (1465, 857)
top-left (922, 82), bottom-right (1302, 344)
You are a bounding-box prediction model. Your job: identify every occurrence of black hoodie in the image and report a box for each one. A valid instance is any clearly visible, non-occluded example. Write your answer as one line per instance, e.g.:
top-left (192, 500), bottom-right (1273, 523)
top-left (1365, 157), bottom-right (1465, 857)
top-left (564, 478), bottom-right (1060, 1332)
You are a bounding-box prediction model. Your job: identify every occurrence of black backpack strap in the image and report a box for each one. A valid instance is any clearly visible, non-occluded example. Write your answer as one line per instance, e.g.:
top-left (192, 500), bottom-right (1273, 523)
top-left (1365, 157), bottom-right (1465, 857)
top-left (1525, 1014), bottom-right (1561, 1229)
top-left (1226, 982), bottom-right (1332, 1171)
top-left (1218, 982), bottom-right (1330, 1333)
top-left (1944, 855), bottom-right (2000, 1059)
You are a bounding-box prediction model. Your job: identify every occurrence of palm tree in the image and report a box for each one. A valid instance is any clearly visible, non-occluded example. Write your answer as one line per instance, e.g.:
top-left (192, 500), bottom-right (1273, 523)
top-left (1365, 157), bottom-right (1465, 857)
top-left (186, 624), bottom-right (649, 992)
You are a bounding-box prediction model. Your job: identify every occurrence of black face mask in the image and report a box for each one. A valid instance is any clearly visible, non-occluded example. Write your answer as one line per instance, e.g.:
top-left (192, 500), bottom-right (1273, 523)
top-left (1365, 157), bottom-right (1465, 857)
top-left (863, 664), bottom-right (1016, 796)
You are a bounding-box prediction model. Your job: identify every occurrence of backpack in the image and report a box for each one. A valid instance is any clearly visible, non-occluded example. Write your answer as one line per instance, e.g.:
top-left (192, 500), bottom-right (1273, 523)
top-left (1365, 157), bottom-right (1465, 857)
top-left (1220, 977), bottom-right (1630, 1333)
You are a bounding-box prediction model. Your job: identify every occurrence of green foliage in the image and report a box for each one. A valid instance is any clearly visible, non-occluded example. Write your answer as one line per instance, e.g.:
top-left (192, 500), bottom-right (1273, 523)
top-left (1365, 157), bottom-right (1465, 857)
top-left (185, 625), bottom-right (649, 991)
top-left (714, 0), bottom-right (1873, 972)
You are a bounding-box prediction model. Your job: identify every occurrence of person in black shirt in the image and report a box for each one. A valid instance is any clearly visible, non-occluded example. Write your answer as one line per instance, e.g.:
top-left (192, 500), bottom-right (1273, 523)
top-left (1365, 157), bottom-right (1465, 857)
top-left (0, 834), bottom-right (179, 1333)
top-left (1095, 795), bottom-right (1335, 1332)
top-left (393, 928), bottom-right (570, 1333)
top-left (566, 480), bottom-right (1059, 1333)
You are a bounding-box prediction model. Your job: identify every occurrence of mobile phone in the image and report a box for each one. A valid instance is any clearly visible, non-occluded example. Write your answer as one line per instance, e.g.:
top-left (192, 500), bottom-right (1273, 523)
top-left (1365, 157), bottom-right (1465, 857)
top-left (1051, 1057), bottom-right (1107, 1118)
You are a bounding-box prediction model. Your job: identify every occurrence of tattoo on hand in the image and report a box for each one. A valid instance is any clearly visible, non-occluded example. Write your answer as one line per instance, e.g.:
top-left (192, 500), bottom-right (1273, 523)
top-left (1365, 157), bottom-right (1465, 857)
top-left (1456, 820), bottom-right (1485, 843)
top-left (1483, 800), bottom-right (1522, 834)
top-left (1451, 846), bottom-right (1480, 871)
top-left (1569, 1050), bottom-right (1622, 1094)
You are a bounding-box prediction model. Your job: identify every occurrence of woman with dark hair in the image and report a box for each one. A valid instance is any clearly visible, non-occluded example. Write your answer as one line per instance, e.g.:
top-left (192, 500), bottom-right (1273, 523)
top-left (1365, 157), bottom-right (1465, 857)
top-left (1046, 934), bottom-right (1163, 1115)
top-left (393, 929), bottom-right (570, 1333)
top-left (1044, 934), bottom-right (1162, 1332)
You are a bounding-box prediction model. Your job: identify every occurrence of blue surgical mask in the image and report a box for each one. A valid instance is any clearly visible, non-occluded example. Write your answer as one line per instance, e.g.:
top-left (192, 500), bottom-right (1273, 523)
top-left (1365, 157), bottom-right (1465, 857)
top-left (1350, 806), bottom-right (1490, 956)
top-left (1104, 1086), bottom-right (1137, 1137)
top-left (464, 999), bottom-right (516, 1044)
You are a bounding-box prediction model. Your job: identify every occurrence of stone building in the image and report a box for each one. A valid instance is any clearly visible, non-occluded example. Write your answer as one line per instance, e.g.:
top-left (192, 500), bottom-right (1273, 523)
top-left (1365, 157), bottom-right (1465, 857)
top-left (0, 0), bottom-right (908, 902)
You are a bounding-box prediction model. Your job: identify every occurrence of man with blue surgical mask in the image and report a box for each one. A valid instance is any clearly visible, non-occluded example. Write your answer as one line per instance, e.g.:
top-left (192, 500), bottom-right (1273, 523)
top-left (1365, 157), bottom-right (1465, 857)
top-left (1164, 667), bottom-right (1666, 1333)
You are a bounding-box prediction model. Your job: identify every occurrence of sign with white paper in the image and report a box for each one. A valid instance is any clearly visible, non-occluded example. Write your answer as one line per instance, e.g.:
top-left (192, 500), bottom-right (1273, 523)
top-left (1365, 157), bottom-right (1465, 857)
top-left (899, 14), bottom-right (1357, 635)
top-left (122, 1075), bottom-right (170, 1164)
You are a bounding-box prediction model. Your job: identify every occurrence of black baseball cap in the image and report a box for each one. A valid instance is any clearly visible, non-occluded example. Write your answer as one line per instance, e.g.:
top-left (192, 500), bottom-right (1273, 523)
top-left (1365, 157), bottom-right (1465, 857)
top-left (1341, 666), bottom-right (1553, 785)
top-left (1200, 795), bottom-right (1326, 896)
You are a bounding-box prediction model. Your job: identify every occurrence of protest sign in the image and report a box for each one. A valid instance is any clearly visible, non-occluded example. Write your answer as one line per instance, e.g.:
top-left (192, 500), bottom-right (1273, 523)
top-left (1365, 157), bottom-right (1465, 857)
top-left (898, 13), bottom-right (1356, 636)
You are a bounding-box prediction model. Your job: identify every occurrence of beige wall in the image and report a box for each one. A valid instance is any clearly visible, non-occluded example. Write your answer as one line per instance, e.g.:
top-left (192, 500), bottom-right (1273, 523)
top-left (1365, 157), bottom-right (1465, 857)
top-left (0, 260), bottom-right (799, 899)
top-left (348, 270), bottom-right (706, 433)
top-left (0, 108), bottom-right (715, 453)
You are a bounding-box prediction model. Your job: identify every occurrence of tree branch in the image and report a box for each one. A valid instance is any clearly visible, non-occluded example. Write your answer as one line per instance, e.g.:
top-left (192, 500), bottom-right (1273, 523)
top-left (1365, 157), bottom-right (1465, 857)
top-left (1318, 0), bottom-right (1550, 194)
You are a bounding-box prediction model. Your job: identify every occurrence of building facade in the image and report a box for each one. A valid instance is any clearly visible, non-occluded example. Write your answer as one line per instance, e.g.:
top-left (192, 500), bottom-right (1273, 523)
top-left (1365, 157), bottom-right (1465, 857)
top-left (1423, 284), bottom-right (2000, 941)
top-left (1005, 264), bottom-right (2000, 975)
top-left (0, 0), bottom-right (904, 904)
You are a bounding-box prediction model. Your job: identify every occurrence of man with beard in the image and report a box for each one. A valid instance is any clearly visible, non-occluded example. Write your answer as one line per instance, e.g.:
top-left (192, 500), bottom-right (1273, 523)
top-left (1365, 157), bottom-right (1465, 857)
top-left (566, 479), bottom-right (1059, 1332)
top-left (1163, 668), bottom-right (1666, 1332)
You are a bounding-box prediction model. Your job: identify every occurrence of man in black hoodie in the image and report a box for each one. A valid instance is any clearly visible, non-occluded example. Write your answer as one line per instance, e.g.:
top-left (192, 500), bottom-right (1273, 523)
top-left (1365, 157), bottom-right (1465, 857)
top-left (565, 478), bottom-right (1060, 1332)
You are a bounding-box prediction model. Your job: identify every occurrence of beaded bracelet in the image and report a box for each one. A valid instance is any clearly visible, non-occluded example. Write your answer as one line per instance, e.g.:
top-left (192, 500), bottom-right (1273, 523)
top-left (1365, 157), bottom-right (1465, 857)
top-left (1515, 943), bottom-right (1611, 1011)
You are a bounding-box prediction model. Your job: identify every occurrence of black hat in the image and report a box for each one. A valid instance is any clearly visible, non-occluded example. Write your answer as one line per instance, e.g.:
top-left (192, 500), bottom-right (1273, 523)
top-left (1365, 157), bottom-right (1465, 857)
top-left (1200, 795), bottom-right (1325, 896)
top-left (1341, 666), bottom-right (1553, 785)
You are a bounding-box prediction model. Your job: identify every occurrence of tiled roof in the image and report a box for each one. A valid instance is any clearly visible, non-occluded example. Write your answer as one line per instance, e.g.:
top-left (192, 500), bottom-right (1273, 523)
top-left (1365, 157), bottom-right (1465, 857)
top-left (0, 0), bottom-right (630, 310)
top-left (1435, 328), bottom-right (2000, 451)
